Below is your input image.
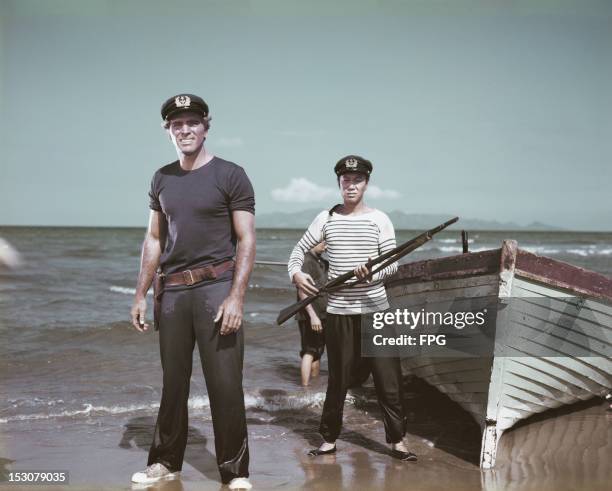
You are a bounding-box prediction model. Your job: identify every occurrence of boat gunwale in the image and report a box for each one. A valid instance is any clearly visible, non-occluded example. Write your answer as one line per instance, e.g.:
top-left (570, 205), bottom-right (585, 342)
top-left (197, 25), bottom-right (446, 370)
top-left (386, 249), bottom-right (500, 287)
top-left (515, 250), bottom-right (612, 303)
top-left (387, 245), bottom-right (612, 303)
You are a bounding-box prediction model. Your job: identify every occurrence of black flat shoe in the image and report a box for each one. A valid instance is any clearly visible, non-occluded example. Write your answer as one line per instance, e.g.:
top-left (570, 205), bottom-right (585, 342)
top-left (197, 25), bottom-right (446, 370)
top-left (391, 449), bottom-right (417, 461)
top-left (307, 446), bottom-right (337, 456)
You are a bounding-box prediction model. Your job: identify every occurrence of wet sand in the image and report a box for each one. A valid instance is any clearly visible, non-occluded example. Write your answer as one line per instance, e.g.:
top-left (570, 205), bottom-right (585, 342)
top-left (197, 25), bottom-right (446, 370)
top-left (489, 399), bottom-right (611, 491)
top-left (1, 380), bottom-right (609, 491)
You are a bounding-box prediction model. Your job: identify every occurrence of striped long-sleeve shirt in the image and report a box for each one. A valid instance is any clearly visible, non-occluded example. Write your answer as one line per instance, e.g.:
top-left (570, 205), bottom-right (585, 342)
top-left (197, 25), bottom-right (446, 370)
top-left (288, 209), bottom-right (398, 315)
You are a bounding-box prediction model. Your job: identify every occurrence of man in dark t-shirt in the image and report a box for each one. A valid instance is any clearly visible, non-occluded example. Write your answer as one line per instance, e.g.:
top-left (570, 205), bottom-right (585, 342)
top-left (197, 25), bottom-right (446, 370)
top-left (130, 94), bottom-right (255, 490)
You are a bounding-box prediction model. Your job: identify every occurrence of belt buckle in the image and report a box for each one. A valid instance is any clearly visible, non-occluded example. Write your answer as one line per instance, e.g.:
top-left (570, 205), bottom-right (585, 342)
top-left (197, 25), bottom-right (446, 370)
top-left (183, 269), bottom-right (195, 286)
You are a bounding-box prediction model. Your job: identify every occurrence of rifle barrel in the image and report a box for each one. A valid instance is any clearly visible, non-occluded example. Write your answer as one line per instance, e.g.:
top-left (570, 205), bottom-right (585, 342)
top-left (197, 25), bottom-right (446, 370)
top-left (276, 216), bottom-right (458, 325)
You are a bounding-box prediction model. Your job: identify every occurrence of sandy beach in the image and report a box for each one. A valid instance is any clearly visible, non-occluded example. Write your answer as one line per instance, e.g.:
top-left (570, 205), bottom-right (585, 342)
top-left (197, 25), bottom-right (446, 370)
top-left (1, 373), bottom-right (610, 491)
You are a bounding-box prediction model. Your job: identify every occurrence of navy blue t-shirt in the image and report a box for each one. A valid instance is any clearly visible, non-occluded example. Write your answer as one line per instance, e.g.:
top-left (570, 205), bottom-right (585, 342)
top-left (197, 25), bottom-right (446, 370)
top-left (148, 157), bottom-right (255, 274)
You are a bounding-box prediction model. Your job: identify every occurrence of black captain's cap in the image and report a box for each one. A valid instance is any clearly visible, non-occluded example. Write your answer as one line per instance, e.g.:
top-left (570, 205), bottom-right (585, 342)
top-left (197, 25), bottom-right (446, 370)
top-left (161, 94), bottom-right (209, 120)
top-left (334, 155), bottom-right (373, 177)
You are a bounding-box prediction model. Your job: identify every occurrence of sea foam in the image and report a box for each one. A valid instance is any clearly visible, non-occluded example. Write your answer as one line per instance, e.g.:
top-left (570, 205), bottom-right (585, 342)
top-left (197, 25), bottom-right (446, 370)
top-left (110, 286), bottom-right (153, 296)
top-left (0, 390), bottom-right (350, 424)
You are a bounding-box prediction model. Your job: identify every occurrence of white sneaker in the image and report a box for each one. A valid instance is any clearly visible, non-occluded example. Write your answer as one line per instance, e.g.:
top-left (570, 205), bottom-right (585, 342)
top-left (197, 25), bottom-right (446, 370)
top-left (131, 463), bottom-right (179, 484)
top-left (229, 477), bottom-right (253, 489)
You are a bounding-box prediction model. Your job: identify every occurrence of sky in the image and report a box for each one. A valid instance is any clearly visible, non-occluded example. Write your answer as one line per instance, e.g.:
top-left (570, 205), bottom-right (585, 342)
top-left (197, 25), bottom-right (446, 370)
top-left (1, 0), bottom-right (611, 230)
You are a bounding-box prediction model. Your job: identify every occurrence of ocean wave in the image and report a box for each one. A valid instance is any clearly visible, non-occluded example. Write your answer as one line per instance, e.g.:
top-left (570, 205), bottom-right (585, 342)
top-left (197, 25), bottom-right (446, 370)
top-left (110, 284), bottom-right (290, 296)
top-left (525, 245), bottom-right (612, 257)
top-left (0, 390), bottom-right (350, 424)
top-left (437, 246), bottom-right (491, 253)
top-left (438, 238), bottom-right (474, 244)
top-left (5, 397), bottom-right (65, 409)
top-left (521, 246), bottom-right (561, 255)
top-left (0, 402), bottom-right (161, 423)
top-left (565, 247), bottom-right (612, 257)
top-left (185, 391), bottom-right (340, 412)
top-left (435, 244), bottom-right (612, 257)
top-left (110, 286), bottom-right (153, 296)
top-left (244, 391), bottom-right (336, 412)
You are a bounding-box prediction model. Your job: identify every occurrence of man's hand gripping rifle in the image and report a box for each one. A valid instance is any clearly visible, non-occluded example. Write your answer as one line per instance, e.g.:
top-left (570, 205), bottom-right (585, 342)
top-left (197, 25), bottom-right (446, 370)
top-left (277, 216), bottom-right (459, 325)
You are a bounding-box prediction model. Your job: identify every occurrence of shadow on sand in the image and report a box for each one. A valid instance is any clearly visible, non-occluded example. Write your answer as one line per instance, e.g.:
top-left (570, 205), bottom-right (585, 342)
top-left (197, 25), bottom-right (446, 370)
top-left (119, 416), bottom-right (220, 488)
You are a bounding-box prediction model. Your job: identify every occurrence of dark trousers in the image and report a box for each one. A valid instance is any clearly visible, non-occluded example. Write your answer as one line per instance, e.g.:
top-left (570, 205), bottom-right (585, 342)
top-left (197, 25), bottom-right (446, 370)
top-left (320, 313), bottom-right (405, 444)
top-left (147, 279), bottom-right (249, 483)
top-left (298, 319), bottom-right (326, 361)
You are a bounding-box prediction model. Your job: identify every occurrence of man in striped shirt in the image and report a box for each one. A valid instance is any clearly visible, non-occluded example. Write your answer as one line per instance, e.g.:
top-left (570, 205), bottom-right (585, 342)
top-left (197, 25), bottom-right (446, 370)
top-left (288, 155), bottom-right (417, 461)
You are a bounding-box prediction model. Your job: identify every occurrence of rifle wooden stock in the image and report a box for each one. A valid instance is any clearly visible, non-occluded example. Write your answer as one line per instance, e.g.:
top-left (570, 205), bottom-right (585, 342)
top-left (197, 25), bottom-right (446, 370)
top-left (276, 295), bottom-right (322, 325)
top-left (276, 216), bottom-right (459, 325)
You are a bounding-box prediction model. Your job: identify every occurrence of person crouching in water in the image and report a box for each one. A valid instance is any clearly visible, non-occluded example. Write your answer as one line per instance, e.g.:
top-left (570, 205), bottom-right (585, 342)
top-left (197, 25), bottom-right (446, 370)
top-left (287, 155), bottom-right (417, 461)
top-left (295, 241), bottom-right (328, 386)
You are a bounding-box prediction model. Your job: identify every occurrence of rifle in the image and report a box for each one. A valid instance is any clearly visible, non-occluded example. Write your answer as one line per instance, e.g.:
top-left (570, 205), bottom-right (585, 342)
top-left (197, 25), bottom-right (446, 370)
top-left (277, 216), bottom-right (459, 325)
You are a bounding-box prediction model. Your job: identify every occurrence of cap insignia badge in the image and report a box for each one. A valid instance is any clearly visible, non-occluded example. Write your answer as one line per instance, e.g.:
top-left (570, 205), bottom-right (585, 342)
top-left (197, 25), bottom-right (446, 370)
top-left (345, 158), bottom-right (358, 170)
top-left (175, 95), bottom-right (191, 108)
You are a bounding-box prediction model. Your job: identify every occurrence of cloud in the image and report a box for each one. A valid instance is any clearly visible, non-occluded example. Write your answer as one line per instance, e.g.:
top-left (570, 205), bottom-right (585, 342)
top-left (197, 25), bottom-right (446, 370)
top-left (366, 185), bottom-right (401, 199)
top-left (271, 177), bottom-right (401, 203)
top-left (214, 137), bottom-right (244, 147)
top-left (271, 178), bottom-right (336, 202)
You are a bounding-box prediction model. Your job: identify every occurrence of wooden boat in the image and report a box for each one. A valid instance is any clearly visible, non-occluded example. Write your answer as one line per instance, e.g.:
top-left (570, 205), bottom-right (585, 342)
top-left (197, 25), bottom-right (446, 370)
top-left (385, 240), bottom-right (612, 468)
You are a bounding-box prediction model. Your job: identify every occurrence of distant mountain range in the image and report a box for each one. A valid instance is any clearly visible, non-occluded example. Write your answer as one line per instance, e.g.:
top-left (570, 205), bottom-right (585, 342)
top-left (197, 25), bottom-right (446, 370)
top-left (256, 209), bottom-right (563, 231)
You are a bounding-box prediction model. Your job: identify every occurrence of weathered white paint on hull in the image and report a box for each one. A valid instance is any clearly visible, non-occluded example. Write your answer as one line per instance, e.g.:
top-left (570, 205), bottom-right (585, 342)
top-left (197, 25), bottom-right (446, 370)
top-left (388, 241), bottom-right (612, 469)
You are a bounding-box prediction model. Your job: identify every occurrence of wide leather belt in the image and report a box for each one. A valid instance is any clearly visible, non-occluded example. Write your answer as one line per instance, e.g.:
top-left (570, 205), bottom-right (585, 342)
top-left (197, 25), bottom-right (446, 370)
top-left (161, 260), bottom-right (234, 287)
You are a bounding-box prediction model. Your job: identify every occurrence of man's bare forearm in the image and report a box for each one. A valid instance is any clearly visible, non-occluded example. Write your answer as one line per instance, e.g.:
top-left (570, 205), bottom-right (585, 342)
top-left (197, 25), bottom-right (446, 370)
top-left (135, 234), bottom-right (162, 299)
top-left (229, 232), bottom-right (255, 300)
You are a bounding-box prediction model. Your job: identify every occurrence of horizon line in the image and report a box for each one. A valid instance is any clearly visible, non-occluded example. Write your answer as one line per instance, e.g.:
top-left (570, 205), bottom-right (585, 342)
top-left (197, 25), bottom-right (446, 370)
top-left (1, 224), bottom-right (611, 233)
